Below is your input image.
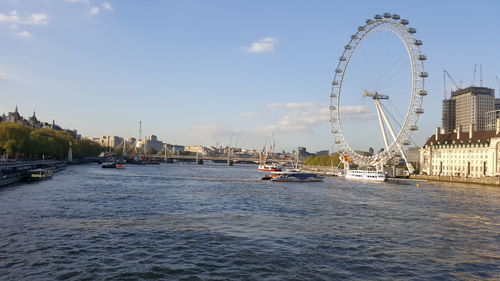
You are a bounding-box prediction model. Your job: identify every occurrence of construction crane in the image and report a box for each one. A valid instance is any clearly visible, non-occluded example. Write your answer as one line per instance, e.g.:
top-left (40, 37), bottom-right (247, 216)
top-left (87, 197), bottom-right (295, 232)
top-left (443, 70), bottom-right (461, 99)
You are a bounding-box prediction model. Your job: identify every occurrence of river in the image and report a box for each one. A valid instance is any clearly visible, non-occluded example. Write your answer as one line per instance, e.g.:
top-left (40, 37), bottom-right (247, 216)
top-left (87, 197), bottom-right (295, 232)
top-left (0, 163), bottom-right (499, 280)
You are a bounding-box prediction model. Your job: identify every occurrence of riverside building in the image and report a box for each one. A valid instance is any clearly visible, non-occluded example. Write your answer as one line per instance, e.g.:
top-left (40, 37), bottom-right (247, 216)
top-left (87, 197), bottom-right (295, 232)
top-left (420, 121), bottom-right (500, 177)
top-left (441, 87), bottom-right (496, 132)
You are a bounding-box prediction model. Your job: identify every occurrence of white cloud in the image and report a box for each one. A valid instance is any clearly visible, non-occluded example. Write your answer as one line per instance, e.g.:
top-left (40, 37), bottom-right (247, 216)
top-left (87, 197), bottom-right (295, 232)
top-left (101, 3), bottom-right (113, 11)
top-left (89, 7), bottom-right (100, 15)
top-left (243, 37), bottom-right (277, 53)
top-left (339, 105), bottom-right (375, 121)
top-left (267, 102), bottom-right (316, 110)
top-left (0, 72), bottom-right (8, 80)
top-left (0, 11), bottom-right (48, 25)
top-left (24, 13), bottom-right (48, 25)
top-left (0, 11), bottom-right (20, 24)
top-left (239, 112), bottom-right (264, 118)
top-left (18, 30), bottom-right (32, 38)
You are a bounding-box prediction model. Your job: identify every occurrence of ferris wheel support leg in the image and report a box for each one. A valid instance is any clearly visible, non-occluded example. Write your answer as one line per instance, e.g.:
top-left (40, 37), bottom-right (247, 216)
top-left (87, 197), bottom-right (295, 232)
top-left (377, 101), bottom-right (415, 174)
top-left (374, 100), bottom-right (390, 150)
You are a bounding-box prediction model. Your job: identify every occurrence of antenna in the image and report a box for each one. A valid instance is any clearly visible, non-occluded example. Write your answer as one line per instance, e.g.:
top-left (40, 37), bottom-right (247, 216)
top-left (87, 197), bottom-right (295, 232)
top-left (472, 64), bottom-right (477, 86)
top-left (480, 65), bottom-right (483, 87)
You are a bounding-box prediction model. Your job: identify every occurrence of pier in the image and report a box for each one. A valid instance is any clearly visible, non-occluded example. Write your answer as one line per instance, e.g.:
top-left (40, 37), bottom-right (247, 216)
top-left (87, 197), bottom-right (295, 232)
top-left (0, 161), bottom-right (66, 187)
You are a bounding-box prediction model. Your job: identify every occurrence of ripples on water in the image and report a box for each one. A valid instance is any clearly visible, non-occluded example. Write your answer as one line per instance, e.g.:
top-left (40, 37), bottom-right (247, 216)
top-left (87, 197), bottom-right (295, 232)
top-left (0, 163), bottom-right (499, 280)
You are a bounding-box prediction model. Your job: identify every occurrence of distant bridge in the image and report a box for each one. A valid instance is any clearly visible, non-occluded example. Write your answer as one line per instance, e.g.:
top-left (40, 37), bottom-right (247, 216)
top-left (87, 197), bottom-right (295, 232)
top-left (144, 154), bottom-right (295, 164)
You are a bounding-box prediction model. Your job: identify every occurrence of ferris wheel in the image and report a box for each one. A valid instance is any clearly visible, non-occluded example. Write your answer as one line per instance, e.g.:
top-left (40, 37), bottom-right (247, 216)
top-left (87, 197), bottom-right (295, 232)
top-left (329, 13), bottom-right (427, 172)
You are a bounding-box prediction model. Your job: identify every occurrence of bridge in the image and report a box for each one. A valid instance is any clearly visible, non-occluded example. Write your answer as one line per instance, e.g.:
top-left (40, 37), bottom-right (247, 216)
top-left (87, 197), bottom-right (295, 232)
top-left (143, 154), bottom-right (295, 164)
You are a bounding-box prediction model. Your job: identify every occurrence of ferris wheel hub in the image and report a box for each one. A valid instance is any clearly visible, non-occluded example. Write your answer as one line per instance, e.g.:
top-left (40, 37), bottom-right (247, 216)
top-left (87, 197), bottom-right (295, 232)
top-left (362, 91), bottom-right (389, 99)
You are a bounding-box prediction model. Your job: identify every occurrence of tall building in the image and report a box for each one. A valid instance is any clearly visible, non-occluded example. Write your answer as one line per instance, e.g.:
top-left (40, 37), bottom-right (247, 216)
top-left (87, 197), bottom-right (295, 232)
top-left (441, 99), bottom-right (456, 132)
top-left (442, 87), bottom-right (495, 132)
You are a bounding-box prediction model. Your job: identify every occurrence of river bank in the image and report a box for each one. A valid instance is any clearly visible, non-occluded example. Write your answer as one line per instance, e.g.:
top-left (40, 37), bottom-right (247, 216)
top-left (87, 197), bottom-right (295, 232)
top-left (411, 174), bottom-right (500, 186)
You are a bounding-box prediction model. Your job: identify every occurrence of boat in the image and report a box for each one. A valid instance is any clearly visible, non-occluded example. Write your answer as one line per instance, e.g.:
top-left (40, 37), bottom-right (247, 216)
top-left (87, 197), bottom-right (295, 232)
top-left (258, 163), bottom-right (281, 172)
top-left (116, 159), bottom-right (126, 168)
top-left (345, 169), bottom-right (387, 182)
top-left (27, 168), bottom-right (53, 181)
top-left (101, 160), bottom-right (116, 168)
top-left (270, 171), bottom-right (324, 182)
top-left (260, 171), bottom-right (283, 180)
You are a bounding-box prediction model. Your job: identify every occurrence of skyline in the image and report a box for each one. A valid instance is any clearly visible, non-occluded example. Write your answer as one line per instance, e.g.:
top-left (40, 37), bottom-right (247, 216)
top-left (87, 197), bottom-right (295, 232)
top-left (1, 1), bottom-right (500, 152)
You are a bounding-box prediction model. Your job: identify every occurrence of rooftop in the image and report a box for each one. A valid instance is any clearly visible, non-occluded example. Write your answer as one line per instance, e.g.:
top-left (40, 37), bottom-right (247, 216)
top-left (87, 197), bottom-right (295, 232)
top-left (425, 130), bottom-right (499, 146)
top-left (451, 86), bottom-right (495, 98)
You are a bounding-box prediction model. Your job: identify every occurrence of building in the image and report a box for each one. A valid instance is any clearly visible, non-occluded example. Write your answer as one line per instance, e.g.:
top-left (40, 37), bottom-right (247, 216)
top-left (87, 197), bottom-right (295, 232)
top-left (98, 136), bottom-right (124, 148)
top-left (441, 99), bottom-right (456, 132)
top-left (442, 87), bottom-right (495, 132)
top-left (1, 106), bottom-right (79, 138)
top-left (420, 122), bottom-right (500, 177)
top-left (143, 135), bottom-right (164, 152)
top-left (184, 145), bottom-right (211, 155)
top-left (485, 109), bottom-right (500, 131)
top-left (316, 150), bottom-right (329, 156)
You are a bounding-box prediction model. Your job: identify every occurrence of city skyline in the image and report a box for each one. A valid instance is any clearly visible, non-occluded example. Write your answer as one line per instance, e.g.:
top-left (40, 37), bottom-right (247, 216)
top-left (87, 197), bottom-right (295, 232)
top-left (1, 1), bottom-right (500, 151)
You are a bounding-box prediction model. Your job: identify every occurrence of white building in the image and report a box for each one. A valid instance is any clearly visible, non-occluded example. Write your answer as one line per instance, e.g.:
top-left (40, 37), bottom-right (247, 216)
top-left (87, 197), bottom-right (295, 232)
top-left (420, 122), bottom-right (500, 177)
top-left (98, 136), bottom-right (123, 148)
top-left (136, 135), bottom-right (164, 153)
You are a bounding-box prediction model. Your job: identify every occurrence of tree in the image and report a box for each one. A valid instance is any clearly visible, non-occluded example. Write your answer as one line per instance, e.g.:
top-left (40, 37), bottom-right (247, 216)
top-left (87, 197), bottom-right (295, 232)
top-left (0, 123), bottom-right (32, 158)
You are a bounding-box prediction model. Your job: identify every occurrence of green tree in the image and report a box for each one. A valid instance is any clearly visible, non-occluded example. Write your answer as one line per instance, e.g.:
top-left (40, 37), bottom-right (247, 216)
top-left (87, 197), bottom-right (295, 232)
top-left (0, 123), bottom-right (33, 158)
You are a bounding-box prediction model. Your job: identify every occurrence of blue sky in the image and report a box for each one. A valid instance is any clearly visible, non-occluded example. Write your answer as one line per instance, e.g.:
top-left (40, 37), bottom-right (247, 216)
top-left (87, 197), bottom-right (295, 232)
top-left (1, 0), bottom-right (499, 152)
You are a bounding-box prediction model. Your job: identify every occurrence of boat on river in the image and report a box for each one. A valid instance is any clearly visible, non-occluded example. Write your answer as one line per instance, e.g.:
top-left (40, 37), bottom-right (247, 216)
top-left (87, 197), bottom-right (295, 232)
top-left (102, 160), bottom-right (117, 168)
top-left (270, 170), bottom-right (324, 182)
top-left (345, 169), bottom-right (387, 182)
top-left (116, 159), bottom-right (126, 168)
top-left (27, 168), bottom-right (53, 181)
top-left (258, 163), bottom-right (281, 172)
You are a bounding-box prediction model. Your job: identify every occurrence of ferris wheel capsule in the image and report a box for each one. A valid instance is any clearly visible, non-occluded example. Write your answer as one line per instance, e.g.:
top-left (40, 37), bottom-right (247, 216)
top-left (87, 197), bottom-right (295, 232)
top-left (392, 14), bottom-right (400, 20)
top-left (417, 89), bottom-right (427, 96)
top-left (400, 19), bottom-right (409, 25)
top-left (374, 14), bottom-right (382, 20)
top-left (417, 54), bottom-right (427, 60)
top-left (383, 13), bottom-right (392, 18)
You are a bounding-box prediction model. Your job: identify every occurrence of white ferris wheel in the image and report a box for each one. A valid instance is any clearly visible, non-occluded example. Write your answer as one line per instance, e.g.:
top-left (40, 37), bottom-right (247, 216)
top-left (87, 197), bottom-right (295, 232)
top-left (329, 13), bottom-right (427, 172)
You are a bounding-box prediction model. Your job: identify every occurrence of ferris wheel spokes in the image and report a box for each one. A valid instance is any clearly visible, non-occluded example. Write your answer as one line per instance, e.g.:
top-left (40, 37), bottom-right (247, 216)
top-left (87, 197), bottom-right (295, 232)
top-left (330, 13), bottom-right (426, 172)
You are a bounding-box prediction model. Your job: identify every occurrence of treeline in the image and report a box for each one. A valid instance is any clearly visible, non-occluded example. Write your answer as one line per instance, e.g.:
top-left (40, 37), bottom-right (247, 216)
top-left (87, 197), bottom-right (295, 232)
top-left (0, 123), bottom-right (103, 160)
top-left (304, 154), bottom-right (342, 166)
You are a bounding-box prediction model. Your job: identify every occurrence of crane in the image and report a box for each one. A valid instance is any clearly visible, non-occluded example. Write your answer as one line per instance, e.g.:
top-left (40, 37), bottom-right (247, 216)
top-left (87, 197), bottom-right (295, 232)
top-left (443, 70), bottom-right (461, 99)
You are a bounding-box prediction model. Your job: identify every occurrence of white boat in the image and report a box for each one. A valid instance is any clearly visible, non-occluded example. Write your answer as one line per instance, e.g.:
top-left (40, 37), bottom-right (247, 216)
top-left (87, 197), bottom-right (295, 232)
top-left (258, 163), bottom-right (281, 172)
top-left (270, 171), bottom-right (324, 182)
top-left (27, 168), bottom-right (54, 181)
top-left (345, 169), bottom-right (387, 182)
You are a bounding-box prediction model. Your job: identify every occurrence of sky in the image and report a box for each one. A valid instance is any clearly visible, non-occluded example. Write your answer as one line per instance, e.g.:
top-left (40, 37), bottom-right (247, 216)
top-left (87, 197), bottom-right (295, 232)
top-left (0, 0), bottom-right (499, 152)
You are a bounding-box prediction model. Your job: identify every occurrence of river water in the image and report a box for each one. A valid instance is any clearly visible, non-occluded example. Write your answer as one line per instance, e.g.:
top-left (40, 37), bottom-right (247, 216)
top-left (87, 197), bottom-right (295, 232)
top-left (0, 163), bottom-right (498, 280)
